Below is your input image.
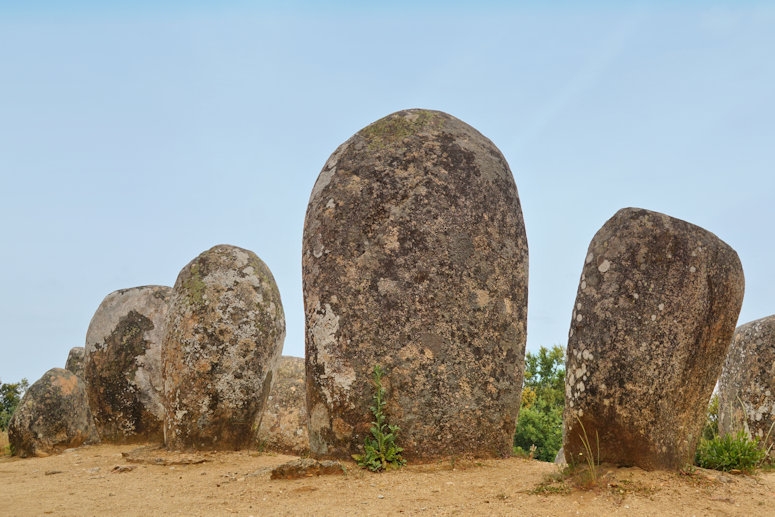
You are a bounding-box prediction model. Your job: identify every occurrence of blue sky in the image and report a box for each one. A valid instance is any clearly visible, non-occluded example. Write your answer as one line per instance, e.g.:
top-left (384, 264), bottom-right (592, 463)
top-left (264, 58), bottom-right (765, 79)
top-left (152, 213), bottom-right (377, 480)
top-left (2, 2), bottom-right (773, 384)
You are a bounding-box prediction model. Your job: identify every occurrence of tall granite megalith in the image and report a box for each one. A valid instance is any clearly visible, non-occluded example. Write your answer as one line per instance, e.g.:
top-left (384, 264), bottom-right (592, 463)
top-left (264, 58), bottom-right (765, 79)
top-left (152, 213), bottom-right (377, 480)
top-left (718, 316), bottom-right (775, 456)
top-left (83, 285), bottom-right (171, 443)
top-left (162, 245), bottom-right (285, 450)
top-left (564, 208), bottom-right (744, 470)
top-left (303, 109), bottom-right (528, 460)
top-left (9, 368), bottom-right (99, 457)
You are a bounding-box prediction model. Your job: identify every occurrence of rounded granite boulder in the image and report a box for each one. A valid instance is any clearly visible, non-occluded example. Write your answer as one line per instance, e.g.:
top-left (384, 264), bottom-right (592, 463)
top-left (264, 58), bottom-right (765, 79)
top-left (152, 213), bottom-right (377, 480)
top-left (718, 315), bottom-right (775, 455)
top-left (83, 285), bottom-right (171, 443)
top-left (303, 109), bottom-right (528, 460)
top-left (255, 355), bottom-right (309, 455)
top-left (162, 244), bottom-right (285, 450)
top-left (65, 347), bottom-right (85, 379)
top-left (564, 207), bottom-right (744, 470)
top-left (9, 368), bottom-right (99, 457)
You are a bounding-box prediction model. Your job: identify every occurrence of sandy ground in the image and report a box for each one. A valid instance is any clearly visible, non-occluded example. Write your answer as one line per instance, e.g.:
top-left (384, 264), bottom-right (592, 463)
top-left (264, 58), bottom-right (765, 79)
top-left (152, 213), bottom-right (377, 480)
top-left (1, 437), bottom-right (774, 516)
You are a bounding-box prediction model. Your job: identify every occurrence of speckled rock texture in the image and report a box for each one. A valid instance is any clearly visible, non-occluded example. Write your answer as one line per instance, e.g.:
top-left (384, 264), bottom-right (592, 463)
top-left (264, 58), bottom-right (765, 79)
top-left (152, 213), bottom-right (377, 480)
top-left (718, 316), bottom-right (775, 456)
top-left (8, 368), bottom-right (99, 457)
top-left (303, 109), bottom-right (528, 460)
top-left (65, 347), bottom-right (85, 378)
top-left (255, 355), bottom-right (308, 455)
top-left (83, 285), bottom-right (171, 444)
top-left (162, 245), bottom-right (285, 451)
top-left (564, 207), bottom-right (744, 470)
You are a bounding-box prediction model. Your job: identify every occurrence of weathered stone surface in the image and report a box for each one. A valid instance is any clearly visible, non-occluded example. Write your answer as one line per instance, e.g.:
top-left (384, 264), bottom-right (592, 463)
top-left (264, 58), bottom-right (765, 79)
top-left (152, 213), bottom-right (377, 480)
top-left (162, 244), bottom-right (285, 450)
top-left (8, 368), bottom-right (99, 457)
top-left (269, 458), bottom-right (344, 480)
top-left (564, 207), bottom-right (744, 470)
top-left (65, 347), bottom-right (85, 378)
top-left (303, 109), bottom-right (528, 460)
top-left (718, 316), bottom-right (775, 456)
top-left (255, 355), bottom-right (308, 455)
top-left (83, 285), bottom-right (171, 443)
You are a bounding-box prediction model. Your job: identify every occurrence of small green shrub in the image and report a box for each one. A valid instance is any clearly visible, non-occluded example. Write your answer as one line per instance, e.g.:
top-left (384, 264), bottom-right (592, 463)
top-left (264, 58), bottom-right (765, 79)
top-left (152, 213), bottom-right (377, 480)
top-left (695, 430), bottom-right (765, 473)
top-left (353, 365), bottom-right (405, 472)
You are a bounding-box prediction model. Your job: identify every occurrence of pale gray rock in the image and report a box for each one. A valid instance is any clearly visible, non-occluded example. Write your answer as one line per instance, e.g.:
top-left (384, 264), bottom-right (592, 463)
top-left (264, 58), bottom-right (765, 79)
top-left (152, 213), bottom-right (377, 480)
top-left (255, 355), bottom-right (308, 455)
top-left (162, 244), bottom-right (285, 450)
top-left (564, 208), bottom-right (744, 470)
top-left (83, 285), bottom-right (171, 443)
top-left (303, 109), bottom-right (528, 460)
top-left (65, 347), bottom-right (85, 378)
top-left (718, 315), bottom-right (775, 457)
top-left (8, 368), bottom-right (99, 457)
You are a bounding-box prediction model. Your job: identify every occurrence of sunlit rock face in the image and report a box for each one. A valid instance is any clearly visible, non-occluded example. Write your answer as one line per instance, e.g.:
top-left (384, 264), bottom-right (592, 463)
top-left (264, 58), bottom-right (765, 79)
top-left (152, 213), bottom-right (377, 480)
top-left (162, 245), bottom-right (285, 451)
top-left (303, 109), bottom-right (528, 461)
top-left (9, 368), bottom-right (99, 457)
top-left (564, 207), bottom-right (744, 470)
top-left (718, 316), bottom-right (775, 457)
top-left (84, 286), bottom-right (171, 443)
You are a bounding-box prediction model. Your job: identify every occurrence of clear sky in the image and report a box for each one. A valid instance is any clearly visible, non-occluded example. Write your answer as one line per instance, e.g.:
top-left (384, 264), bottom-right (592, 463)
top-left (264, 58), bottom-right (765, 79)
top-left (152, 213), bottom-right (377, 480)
top-left (1, 2), bottom-right (773, 384)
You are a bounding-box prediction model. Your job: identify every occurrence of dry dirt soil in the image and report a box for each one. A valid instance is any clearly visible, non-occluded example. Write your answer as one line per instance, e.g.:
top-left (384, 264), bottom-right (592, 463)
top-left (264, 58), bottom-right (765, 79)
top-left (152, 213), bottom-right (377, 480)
top-left (1, 434), bottom-right (774, 516)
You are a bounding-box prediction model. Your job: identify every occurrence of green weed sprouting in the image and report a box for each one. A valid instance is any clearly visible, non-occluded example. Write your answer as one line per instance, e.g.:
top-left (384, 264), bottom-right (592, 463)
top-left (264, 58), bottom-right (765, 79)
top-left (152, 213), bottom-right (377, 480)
top-left (353, 364), bottom-right (406, 472)
top-left (573, 416), bottom-right (600, 487)
top-left (695, 430), bottom-right (766, 473)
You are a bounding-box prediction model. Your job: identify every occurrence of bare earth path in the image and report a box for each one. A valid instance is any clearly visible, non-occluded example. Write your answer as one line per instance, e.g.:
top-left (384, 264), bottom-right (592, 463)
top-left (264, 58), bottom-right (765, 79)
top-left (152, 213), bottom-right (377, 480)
top-left (1, 443), bottom-right (773, 516)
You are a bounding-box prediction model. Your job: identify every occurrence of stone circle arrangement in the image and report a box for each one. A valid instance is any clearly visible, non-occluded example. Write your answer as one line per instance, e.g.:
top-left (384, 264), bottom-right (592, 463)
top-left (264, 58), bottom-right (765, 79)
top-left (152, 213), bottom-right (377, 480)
top-left (7, 108), bottom-right (771, 472)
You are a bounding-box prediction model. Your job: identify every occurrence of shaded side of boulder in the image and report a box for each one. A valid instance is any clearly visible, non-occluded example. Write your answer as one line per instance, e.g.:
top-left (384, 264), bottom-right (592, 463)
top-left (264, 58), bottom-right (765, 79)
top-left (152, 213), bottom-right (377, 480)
top-left (564, 208), bottom-right (744, 470)
top-left (162, 244), bottom-right (285, 450)
top-left (83, 285), bottom-right (171, 443)
top-left (8, 368), bottom-right (99, 457)
top-left (255, 355), bottom-right (308, 455)
top-left (303, 109), bottom-right (528, 460)
top-left (65, 347), bottom-right (85, 379)
top-left (718, 315), bottom-right (775, 455)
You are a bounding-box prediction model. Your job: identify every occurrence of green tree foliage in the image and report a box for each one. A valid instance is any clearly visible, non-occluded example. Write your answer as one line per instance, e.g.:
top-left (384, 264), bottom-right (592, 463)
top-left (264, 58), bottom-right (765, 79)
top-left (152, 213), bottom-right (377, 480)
top-left (513, 345), bottom-right (565, 462)
top-left (0, 378), bottom-right (29, 431)
top-left (701, 393), bottom-right (719, 441)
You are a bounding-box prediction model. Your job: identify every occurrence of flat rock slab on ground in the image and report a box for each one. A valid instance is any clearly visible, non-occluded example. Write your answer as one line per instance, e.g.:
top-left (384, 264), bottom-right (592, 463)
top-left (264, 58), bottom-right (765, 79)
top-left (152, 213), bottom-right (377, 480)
top-left (269, 458), bottom-right (344, 479)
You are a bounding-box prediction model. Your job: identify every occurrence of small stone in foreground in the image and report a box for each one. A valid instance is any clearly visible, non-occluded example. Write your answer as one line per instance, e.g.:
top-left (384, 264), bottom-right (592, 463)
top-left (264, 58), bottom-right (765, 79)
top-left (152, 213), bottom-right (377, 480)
top-left (269, 458), bottom-right (345, 480)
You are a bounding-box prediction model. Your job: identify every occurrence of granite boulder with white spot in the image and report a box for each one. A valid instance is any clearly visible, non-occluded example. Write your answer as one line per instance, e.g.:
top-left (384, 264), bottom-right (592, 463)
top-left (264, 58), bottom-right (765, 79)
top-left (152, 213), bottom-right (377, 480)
top-left (564, 207), bottom-right (744, 470)
top-left (83, 285), bottom-right (171, 443)
top-left (162, 244), bottom-right (285, 450)
top-left (303, 109), bottom-right (528, 460)
top-left (718, 315), bottom-right (775, 456)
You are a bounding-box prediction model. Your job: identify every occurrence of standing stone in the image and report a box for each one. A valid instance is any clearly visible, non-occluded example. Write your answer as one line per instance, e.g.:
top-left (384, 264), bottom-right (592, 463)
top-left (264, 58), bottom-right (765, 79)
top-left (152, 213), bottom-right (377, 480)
top-left (65, 347), bottom-right (85, 378)
top-left (255, 355), bottom-right (309, 455)
top-left (303, 109), bottom-right (528, 460)
top-left (83, 285), bottom-right (171, 443)
top-left (162, 244), bottom-right (285, 450)
top-left (8, 368), bottom-right (99, 457)
top-left (718, 316), bottom-right (775, 455)
top-left (564, 207), bottom-right (744, 470)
